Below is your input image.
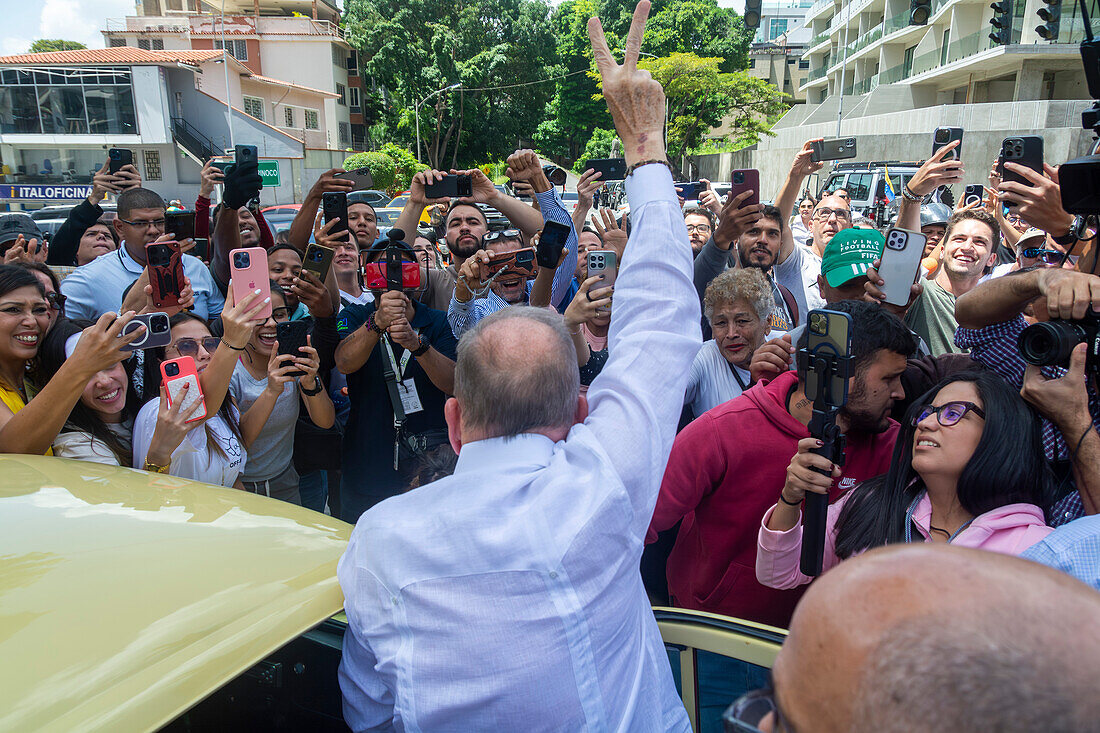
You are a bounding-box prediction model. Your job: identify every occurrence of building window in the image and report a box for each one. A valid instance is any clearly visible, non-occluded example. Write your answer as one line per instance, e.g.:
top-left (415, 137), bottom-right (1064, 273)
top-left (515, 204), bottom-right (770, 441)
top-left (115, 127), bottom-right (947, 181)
top-left (284, 106), bottom-right (295, 127)
top-left (214, 39), bottom-right (247, 61)
top-left (143, 150), bottom-right (162, 181)
top-left (0, 65), bottom-right (136, 136)
top-left (902, 45), bottom-right (916, 77)
top-left (799, 59), bottom-right (809, 69)
top-left (137, 39), bottom-right (163, 50)
top-left (336, 84), bottom-right (347, 106)
top-left (339, 121), bottom-right (351, 147)
top-left (243, 95), bottom-right (264, 121)
top-left (332, 47), bottom-right (343, 67)
top-left (305, 109), bottom-right (319, 130)
top-left (748, 58), bottom-right (756, 69)
top-left (348, 86), bottom-right (361, 111)
top-left (769, 18), bottom-right (789, 40)
top-left (108, 38), bottom-right (127, 47)
top-left (346, 53), bottom-right (358, 74)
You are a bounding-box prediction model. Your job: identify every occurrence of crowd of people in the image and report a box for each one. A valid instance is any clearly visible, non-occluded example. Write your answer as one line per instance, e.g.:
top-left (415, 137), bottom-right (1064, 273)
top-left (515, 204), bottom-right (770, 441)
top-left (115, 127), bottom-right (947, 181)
top-left (3, 1), bottom-right (1100, 728)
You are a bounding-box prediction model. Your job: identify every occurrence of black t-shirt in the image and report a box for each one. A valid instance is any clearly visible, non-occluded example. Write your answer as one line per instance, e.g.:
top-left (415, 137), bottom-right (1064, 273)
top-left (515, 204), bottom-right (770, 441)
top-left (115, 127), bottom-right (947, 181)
top-left (336, 300), bottom-right (458, 499)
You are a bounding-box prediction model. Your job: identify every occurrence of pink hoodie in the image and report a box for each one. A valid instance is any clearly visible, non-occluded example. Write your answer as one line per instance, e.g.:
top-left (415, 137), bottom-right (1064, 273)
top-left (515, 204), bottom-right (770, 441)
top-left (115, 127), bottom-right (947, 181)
top-left (756, 491), bottom-right (1053, 590)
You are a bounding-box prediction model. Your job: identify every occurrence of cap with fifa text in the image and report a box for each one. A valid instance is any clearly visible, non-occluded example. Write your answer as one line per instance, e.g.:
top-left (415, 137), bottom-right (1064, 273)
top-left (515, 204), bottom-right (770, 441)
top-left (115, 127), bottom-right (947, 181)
top-left (821, 227), bottom-right (885, 287)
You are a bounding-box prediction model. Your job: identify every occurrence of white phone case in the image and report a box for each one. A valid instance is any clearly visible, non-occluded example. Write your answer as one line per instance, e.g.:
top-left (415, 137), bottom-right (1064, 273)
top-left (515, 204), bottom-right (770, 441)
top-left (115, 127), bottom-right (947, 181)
top-left (167, 374), bottom-right (207, 423)
top-left (878, 228), bottom-right (927, 307)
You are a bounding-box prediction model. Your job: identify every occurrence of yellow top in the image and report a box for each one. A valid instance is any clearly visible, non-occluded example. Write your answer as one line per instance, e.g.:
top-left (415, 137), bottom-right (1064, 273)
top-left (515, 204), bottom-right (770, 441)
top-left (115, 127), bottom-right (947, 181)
top-left (0, 379), bottom-right (52, 455)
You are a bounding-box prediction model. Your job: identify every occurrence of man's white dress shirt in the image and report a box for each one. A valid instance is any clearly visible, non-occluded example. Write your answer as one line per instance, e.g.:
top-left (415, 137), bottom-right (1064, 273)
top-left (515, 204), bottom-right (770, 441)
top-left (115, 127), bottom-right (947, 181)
top-left (337, 164), bottom-right (702, 732)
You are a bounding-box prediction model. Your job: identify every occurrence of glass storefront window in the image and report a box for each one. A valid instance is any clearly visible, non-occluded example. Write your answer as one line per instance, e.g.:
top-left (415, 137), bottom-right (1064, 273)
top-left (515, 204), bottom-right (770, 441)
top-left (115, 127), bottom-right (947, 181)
top-left (0, 88), bottom-right (41, 133)
top-left (37, 87), bottom-right (88, 134)
top-left (15, 147), bottom-right (106, 184)
top-left (0, 66), bottom-right (136, 136)
top-left (85, 85), bottom-right (136, 134)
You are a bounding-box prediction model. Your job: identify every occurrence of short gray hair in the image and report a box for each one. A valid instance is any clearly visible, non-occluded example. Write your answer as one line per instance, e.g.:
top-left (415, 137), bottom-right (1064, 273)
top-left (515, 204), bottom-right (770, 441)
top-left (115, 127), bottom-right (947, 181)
top-left (703, 267), bottom-right (772, 325)
top-left (454, 306), bottom-right (580, 438)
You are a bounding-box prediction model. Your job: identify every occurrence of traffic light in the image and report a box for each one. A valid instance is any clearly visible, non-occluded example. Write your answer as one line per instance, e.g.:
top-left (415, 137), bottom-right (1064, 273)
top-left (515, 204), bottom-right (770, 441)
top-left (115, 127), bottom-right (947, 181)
top-left (910, 0), bottom-right (932, 25)
top-left (990, 0), bottom-right (1013, 45)
top-left (744, 0), bottom-right (762, 29)
top-left (1036, 0), bottom-right (1062, 40)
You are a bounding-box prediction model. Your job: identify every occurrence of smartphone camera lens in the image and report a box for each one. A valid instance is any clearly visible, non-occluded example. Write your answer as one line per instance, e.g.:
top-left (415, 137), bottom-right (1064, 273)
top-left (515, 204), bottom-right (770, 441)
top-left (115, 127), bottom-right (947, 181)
top-left (733, 172), bottom-right (744, 184)
top-left (165, 362), bottom-right (180, 377)
top-left (935, 129), bottom-right (948, 143)
top-left (233, 251), bottom-right (250, 269)
top-left (152, 316), bottom-right (169, 333)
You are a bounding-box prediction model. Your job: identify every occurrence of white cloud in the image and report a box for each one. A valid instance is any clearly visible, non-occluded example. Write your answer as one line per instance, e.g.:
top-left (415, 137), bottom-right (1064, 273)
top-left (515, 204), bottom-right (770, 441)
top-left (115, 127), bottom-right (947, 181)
top-left (4, 0), bottom-right (136, 53)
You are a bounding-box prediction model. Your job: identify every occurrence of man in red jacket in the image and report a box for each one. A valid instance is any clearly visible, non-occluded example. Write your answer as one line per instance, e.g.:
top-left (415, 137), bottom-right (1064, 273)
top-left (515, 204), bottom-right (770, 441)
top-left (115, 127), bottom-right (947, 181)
top-left (649, 300), bottom-right (917, 629)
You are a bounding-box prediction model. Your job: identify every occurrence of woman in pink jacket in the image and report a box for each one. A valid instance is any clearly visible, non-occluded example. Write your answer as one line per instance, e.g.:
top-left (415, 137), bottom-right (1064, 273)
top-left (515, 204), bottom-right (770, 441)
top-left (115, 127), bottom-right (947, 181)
top-left (757, 371), bottom-right (1054, 590)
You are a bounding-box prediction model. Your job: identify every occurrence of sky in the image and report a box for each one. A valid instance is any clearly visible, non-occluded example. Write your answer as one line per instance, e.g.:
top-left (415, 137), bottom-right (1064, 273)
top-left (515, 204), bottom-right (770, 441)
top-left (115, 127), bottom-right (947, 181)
top-left (0, 0), bottom-right (136, 56)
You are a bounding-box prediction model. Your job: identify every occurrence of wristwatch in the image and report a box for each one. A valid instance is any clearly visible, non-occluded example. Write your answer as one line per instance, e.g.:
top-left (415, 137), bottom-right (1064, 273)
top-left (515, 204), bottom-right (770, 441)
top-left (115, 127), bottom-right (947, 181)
top-left (411, 335), bottom-right (430, 357)
top-left (1051, 216), bottom-right (1085, 246)
top-left (143, 459), bottom-right (170, 474)
top-left (300, 375), bottom-right (324, 396)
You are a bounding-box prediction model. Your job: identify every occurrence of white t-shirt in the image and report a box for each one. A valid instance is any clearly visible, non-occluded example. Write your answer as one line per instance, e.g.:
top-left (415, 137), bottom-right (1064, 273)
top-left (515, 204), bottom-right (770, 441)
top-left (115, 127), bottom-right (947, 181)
top-left (683, 331), bottom-right (783, 416)
top-left (774, 243), bottom-right (826, 319)
top-left (339, 288), bottom-right (374, 310)
top-left (132, 398), bottom-right (246, 487)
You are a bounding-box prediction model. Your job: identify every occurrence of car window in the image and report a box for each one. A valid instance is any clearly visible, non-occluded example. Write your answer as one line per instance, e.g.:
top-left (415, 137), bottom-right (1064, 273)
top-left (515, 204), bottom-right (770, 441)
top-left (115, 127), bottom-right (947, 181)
top-left (387, 195), bottom-right (410, 208)
top-left (846, 173), bottom-right (872, 201)
top-left (823, 173), bottom-right (846, 195)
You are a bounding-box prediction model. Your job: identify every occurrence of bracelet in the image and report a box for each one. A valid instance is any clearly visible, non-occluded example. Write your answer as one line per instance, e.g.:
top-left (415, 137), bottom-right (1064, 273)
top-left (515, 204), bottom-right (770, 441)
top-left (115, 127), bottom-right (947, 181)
top-left (779, 492), bottom-right (802, 507)
top-left (366, 313), bottom-right (385, 335)
top-left (143, 459), bottom-right (170, 474)
top-left (410, 336), bottom-right (430, 357)
top-left (1051, 220), bottom-right (1080, 247)
top-left (224, 343), bottom-right (247, 352)
top-left (901, 184), bottom-right (922, 202)
top-left (299, 376), bottom-right (324, 396)
top-left (626, 158), bottom-right (672, 178)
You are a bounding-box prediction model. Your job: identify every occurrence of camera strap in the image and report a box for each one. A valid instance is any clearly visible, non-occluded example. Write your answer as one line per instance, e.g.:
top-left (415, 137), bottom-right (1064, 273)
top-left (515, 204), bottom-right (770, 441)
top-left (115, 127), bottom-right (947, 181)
top-left (381, 332), bottom-right (419, 471)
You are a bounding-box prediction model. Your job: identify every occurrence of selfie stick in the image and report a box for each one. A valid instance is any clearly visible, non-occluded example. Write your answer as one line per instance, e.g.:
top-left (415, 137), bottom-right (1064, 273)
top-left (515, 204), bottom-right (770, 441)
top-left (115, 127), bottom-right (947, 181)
top-left (796, 346), bottom-right (851, 577)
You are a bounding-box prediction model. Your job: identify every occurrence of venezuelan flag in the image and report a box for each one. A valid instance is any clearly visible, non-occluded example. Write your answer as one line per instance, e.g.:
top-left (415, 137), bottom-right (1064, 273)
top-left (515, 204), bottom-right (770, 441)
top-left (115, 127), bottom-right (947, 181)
top-left (883, 166), bottom-right (897, 203)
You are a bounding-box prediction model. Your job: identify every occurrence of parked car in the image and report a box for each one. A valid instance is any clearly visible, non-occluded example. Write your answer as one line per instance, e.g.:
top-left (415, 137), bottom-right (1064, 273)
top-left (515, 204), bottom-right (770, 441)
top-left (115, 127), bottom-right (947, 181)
top-left (0, 455), bottom-right (784, 731)
top-left (349, 190), bottom-right (391, 208)
top-left (817, 160), bottom-right (922, 218)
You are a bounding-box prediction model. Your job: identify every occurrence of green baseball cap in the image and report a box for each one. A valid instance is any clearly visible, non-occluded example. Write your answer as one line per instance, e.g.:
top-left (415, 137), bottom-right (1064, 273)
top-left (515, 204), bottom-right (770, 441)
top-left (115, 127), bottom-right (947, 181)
top-left (821, 227), bottom-right (885, 287)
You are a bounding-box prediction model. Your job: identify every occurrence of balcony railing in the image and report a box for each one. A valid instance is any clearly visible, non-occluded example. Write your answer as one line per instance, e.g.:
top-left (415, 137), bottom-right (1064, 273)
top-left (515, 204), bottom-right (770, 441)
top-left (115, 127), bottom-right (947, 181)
top-left (807, 65), bottom-right (829, 81)
top-left (842, 77), bottom-right (873, 95)
top-left (883, 10), bottom-right (912, 36)
top-left (805, 0), bottom-right (835, 20)
top-left (809, 31), bottom-right (831, 47)
top-left (850, 23), bottom-right (884, 54)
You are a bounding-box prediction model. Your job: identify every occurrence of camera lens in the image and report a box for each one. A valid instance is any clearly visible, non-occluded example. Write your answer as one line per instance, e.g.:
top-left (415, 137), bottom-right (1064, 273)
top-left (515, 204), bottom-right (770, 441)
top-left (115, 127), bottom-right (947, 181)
top-left (1018, 321), bottom-right (1084, 367)
top-left (165, 362), bottom-right (180, 377)
top-left (734, 172), bottom-right (744, 184)
top-left (152, 316), bottom-right (169, 333)
top-left (234, 252), bottom-right (249, 268)
top-left (935, 129), bottom-right (948, 143)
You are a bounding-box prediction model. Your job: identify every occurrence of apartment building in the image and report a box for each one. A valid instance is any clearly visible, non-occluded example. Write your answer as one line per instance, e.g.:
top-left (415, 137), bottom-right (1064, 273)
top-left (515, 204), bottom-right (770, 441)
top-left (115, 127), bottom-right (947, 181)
top-left (708, 0), bottom-right (1096, 196)
top-left (749, 0), bottom-right (814, 106)
top-left (102, 0), bottom-right (371, 154)
top-left (0, 47), bottom-right (338, 208)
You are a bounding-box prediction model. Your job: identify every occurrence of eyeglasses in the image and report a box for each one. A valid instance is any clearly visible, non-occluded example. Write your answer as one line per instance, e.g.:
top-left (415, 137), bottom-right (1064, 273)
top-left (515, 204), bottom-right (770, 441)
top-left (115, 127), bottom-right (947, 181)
top-left (270, 306), bottom-right (291, 323)
top-left (46, 291), bottom-right (66, 311)
top-left (812, 207), bottom-right (852, 221)
top-left (912, 400), bottom-right (986, 427)
top-left (171, 337), bottom-right (221, 358)
top-left (723, 687), bottom-right (790, 732)
top-left (685, 224), bottom-right (713, 233)
top-left (117, 217), bottom-right (166, 229)
top-left (1006, 215), bottom-right (1025, 224)
top-left (483, 229), bottom-right (521, 243)
top-left (1021, 248), bottom-right (1065, 265)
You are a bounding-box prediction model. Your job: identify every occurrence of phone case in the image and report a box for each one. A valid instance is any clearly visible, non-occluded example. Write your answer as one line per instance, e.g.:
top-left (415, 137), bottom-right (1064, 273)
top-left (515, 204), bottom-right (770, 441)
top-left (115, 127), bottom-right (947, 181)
top-left (537, 221), bottom-right (570, 268)
top-left (120, 312), bottom-right (172, 352)
top-left (335, 167), bottom-right (374, 190)
top-left (363, 261), bottom-right (422, 290)
top-left (810, 138), bottom-right (857, 163)
top-left (675, 182), bottom-right (704, 200)
top-left (583, 158), bottom-right (627, 181)
top-left (424, 175), bottom-right (473, 199)
top-left (322, 192), bottom-right (350, 239)
top-left (802, 309), bottom-right (853, 404)
top-left (587, 250), bottom-right (618, 289)
top-left (235, 144), bottom-right (258, 166)
top-left (146, 241), bottom-right (184, 310)
top-left (165, 211), bottom-right (195, 242)
top-left (276, 321), bottom-right (310, 377)
top-left (962, 184), bottom-right (984, 207)
top-left (161, 356), bottom-right (207, 423)
top-left (229, 247), bottom-right (273, 320)
top-left (108, 148), bottom-right (132, 173)
top-left (730, 169), bottom-right (760, 207)
top-left (932, 127), bottom-right (963, 161)
top-left (999, 136), bottom-right (1043, 188)
top-left (486, 248), bottom-right (537, 278)
top-left (878, 228), bottom-right (927, 307)
top-left (302, 243), bottom-right (335, 283)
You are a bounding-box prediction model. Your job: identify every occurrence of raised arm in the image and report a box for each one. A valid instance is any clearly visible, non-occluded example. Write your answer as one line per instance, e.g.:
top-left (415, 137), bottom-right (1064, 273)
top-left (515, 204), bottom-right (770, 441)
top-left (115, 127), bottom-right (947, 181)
top-left (211, 158), bottom-right (263, 288)
top-left (583, 2), bottom-right (702, 531)
top-left (288, 170), bottom-right (355, 252)
top-left (898, 140), bottom-right (964, 234)
top-left (775, 139), bottom-right (823, 263)
top-left (956, 268), bottom-right (1100, 329)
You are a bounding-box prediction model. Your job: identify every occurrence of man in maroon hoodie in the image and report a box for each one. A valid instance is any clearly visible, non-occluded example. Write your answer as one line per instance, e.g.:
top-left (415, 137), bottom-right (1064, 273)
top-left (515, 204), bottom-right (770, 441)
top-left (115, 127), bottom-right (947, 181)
top-left (649, 300), bottom-right (917, 629)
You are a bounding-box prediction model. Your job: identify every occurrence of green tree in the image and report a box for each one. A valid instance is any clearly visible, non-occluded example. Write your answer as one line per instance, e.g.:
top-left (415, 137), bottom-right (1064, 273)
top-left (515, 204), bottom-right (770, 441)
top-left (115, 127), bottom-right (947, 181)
top-left (29, 39), bottom-right (87, 53)
top-left (379, 142), bottom-right (428, 191)
top-left (641, 0), bottom-right (752, 72)
top-left (572, 128), bottom-right (616, 173)
top-left (344, 151), bottom-right (397, 192)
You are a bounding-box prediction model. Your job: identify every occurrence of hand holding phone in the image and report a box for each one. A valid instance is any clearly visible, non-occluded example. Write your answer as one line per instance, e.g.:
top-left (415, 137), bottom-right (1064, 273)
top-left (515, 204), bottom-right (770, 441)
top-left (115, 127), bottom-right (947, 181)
top-left (302, 243), bottom-right (335, 283)
top-left (229, 247), bottom-right (273, 320)
top-left (161, 356), bottom-right (207, 424)
top-left (810, 138), bottom-right (857, 163)
top-left (108, 148), bottom-right (133, 174)
top-left (587, 250), bottom-right (617, 290)
top-left (424, 174), bottom-right (472, 199)
top-left (877, 228), bottom-right (928, 307)
top-left (120, 312), bottom-right (172, 352)
top-left (583, 158), bottom-right (627, 181)
top-left (998, 136), bottom-right (1044, 196)
top-left (730, 169), bottom-right (760, 208)
top-left (276, 321), bottom-right (310, 377)
top-left (486, 247), bottom-right (537, 279)
top-left (334, 167), bottom-right (374, 191)
top-left (536, 221), bottom-right (570, 268)
top-left (146, 241), bottom-right (185, 309)
top-left (322, 192), bottom-right (350, 241)
top-left (932, 127), bottom-right (963, 161)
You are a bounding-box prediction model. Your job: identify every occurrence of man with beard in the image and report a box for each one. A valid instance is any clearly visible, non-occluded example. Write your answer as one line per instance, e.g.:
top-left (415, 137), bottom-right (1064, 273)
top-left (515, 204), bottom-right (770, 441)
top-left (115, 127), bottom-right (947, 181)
top-left (648, 300), bottom-right (915, 629)
top-left (683, 206), bottom-right (715, 254)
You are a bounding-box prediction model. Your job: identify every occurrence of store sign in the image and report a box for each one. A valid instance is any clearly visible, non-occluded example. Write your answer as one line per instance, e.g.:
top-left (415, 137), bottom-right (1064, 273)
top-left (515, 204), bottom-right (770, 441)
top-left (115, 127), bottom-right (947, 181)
top-left (0, 184), bottom-right (93, 201)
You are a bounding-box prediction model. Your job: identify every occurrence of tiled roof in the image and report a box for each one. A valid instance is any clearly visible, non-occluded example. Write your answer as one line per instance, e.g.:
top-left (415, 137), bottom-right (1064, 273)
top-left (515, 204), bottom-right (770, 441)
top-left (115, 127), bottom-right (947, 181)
top-left (0, 47), bottom-right (222, 66)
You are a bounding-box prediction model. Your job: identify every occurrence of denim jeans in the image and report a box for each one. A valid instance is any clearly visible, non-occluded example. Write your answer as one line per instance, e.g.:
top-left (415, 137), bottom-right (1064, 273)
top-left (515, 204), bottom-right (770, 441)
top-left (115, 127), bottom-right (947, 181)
top-left (298, 469), bottom-right (328, 514)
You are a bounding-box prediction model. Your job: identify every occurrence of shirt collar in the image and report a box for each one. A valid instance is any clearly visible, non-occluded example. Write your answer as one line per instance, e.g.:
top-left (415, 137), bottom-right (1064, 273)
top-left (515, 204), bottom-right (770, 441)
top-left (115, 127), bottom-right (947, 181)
top-left (454, 433), bottom-right (557, 475)
top-left (117, 241), bottom-right (145, 275)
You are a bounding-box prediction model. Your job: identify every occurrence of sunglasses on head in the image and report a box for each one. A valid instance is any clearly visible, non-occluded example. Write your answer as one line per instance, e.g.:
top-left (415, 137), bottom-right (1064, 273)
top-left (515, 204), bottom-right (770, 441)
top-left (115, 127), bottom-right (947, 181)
top-left (1021, 248), bottom-right (1065, 265)
top-left (483, 229), bottom-right (521, 243)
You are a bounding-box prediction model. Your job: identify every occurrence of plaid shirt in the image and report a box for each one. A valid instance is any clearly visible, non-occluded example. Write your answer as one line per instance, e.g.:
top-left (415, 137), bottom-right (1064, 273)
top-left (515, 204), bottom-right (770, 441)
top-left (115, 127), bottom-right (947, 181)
top-left (956, 315), bottom-right (1100, 526)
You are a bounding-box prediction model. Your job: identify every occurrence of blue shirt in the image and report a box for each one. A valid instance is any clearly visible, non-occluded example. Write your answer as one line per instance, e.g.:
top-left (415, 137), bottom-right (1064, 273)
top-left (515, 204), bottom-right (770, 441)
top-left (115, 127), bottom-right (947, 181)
top-left (60, 242), bottom-right (225, 321)
top-left (1022, 514), bottom-right (1100, 590)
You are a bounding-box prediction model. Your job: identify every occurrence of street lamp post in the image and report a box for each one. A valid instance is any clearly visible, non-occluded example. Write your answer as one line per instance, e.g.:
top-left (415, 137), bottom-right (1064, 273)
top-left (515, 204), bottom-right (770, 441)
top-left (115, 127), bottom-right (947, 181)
top-left (415, 83), bottom-right (462, 165)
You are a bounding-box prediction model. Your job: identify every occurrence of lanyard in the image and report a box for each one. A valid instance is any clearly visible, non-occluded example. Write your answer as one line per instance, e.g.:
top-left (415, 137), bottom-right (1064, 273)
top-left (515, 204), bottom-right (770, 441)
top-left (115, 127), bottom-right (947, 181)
top-left (381, 332), bottom-right (415, 382)
top-left (730, 362), bottom-right (749, 391)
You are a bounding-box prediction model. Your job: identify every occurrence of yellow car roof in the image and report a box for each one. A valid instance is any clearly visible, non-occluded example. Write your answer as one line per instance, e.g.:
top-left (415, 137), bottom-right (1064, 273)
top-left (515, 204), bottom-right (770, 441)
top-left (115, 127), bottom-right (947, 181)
top-left (0, 456), bottom-right (351, 733)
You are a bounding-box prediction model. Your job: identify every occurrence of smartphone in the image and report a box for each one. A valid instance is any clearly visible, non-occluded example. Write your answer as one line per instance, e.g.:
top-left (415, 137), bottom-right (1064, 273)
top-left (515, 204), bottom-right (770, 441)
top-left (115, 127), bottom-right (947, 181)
top-left (362, 261), bottom-right (422, 290)
top-left (730, 169), bottom-right (760, 207)
top-left (675, 181), bottom-right (705, 200)
top-left (932, 126), bottom-right (963, 161)
top-left (321, 191), bottom-right (350, 242)
top-left (998, 136), bottom-right (1044, 192)
top-left (229, 247), bottom-right (273, 320)
top-left (583, 158), bottom-right (628, 181)
top-left (108, 147), bottom-right (133, 174)
top-left (146, 240), bottom-right (185, 310)
top-left (810, 138), bottom-right (857, 163)
top-left (210, 159), bottom-right (233, 174)
top-left (485, 247), bottom-right (537, 279)
top-left (161, 356), bottom-right (207, 424)
top-left (962, 184), bottom-right (984, 208)
top-left (334, 167), bottom-right (374, 191)
top-left (235, 144), bottom-right (258, 166)
top-left (878, 228), bottom-right (928, 307)
top-left (587, 250), bottom-right (618, 289)
top-left (800, 309), bottom-right (853, 405)
top-left (424, 174), bottom-right (473, 199)
top-left (1056, 153), bottom-right (1100, 215)
top-left (302, 242), bottom-right (335, 283)
top-left (120, 312), bottom-right (171, 352)
top-left (190, 237), bottom-right (210, 262)
top-left (165, 210), bottom-right (195, 243)
top-left (536, 221), bottom-right (570, 268)
top-left (276, 320), bottom-right (310, 378)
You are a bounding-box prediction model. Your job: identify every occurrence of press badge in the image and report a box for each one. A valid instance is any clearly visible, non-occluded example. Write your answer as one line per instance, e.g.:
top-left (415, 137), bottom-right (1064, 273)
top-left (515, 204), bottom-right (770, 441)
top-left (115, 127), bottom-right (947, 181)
top-left (399, 378), bottom-right (423, 414)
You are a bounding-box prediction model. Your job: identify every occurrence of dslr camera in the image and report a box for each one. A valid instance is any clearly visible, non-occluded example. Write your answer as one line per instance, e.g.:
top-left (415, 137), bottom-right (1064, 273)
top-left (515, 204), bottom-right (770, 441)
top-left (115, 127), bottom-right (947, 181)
top-left (1019, 313), bottom-right (1100, 373)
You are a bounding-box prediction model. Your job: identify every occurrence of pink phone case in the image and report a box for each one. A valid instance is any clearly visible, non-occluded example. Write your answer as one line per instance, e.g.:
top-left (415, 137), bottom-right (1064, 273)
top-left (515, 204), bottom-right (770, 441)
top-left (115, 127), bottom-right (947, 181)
top-left (229, 247), bottom-right (273, 320)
